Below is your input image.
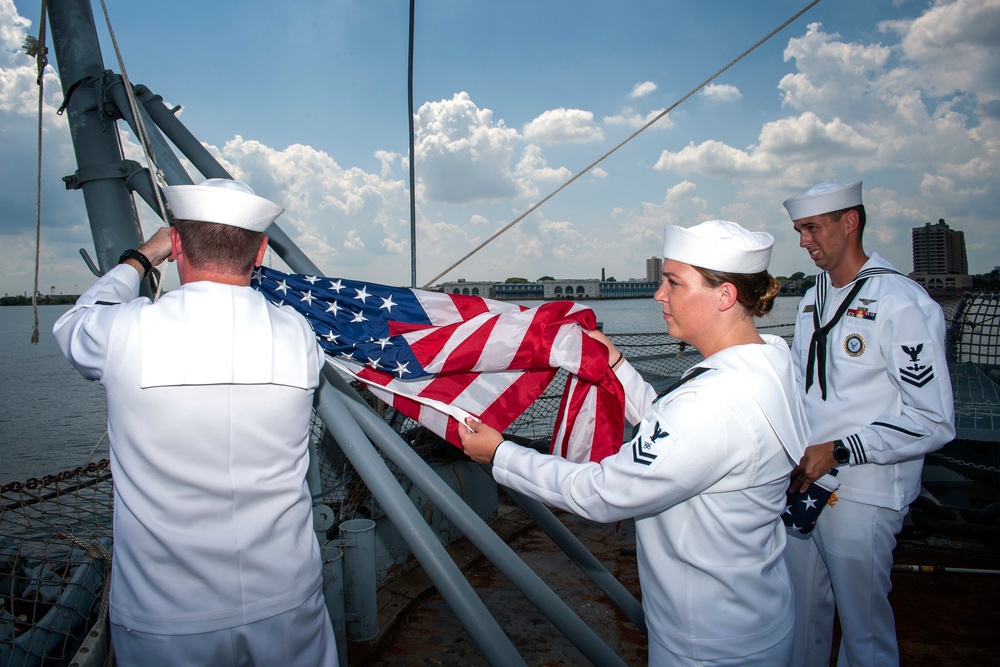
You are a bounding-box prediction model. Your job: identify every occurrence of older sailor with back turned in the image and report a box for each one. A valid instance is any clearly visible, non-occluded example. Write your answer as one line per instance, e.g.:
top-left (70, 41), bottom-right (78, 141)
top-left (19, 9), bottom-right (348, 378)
top-left (461, 219), bottom-right (809, 666)
top-left (782, 180), bottom-right (955, 667)
top-left (53, 179), bottom-right (338, 666)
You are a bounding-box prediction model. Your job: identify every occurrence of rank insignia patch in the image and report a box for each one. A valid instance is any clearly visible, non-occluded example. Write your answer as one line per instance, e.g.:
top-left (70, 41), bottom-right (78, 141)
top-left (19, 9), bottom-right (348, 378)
top-left (897, 343), bottom-right (935, 388)
top-left (633, 421), bottom-right (669, 466)
top-left (844, 333), bottom-right (866, 357)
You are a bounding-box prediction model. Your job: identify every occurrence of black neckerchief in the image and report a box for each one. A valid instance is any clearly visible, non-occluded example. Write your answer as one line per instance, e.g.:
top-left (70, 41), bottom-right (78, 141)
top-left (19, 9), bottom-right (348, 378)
top-left (805, 266), bottom-right (901, 400)
top-left (656, 365), bottom-right (712, 401)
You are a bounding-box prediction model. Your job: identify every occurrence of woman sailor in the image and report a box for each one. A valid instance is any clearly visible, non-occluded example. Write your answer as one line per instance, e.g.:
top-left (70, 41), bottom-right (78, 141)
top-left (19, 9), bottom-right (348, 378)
top-left (460, 220), bottom-right (807, 666)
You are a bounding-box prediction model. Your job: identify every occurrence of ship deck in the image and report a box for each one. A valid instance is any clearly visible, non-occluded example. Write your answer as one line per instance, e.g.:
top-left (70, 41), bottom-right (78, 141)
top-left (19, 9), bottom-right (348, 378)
top-left (358, 497), bottom-right (1000, 666)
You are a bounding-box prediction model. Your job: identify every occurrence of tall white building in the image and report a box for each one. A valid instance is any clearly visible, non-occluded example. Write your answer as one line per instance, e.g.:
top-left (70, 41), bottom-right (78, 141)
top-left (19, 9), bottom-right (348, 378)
top-left (645, 257), bottom-right (662, 283)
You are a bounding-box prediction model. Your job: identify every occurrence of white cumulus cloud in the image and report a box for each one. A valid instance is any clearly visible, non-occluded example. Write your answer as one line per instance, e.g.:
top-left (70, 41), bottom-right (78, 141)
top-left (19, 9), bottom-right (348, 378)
top-left (701, 84), bottom-right (742, 102)
top-left (523, 108), bottom-right (604, 144)
top-left (630, 81), bottom-right (657, 99)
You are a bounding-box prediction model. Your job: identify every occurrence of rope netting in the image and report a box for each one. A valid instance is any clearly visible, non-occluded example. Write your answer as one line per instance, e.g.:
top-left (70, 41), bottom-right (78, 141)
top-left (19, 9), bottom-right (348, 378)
top-left (0, 463), bottom-right (112, 666)
top-left (1, 301), bottom-right (996, 664)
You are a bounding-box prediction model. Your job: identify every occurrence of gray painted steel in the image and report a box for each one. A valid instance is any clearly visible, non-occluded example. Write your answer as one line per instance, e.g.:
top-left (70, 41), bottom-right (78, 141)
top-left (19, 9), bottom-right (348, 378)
top-left (314, 380), bottom-right (527, 666)
top-left (321, 546), bottom-right (348, 663)
top-left (328, 370), bottom-right (632, 667)
top-left (338, 520), bottom-right (379, 642)
top-left (47, 0), bottom-right (154, 297)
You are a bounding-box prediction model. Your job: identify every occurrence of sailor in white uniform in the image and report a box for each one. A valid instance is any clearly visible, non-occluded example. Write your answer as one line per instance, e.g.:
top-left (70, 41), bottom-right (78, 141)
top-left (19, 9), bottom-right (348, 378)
top-left (54, 180), bottom-right (338, 667)
top-left (782, 181), bottom-right (955, 667)
top-left (461, 220), bottom-right (810, 666)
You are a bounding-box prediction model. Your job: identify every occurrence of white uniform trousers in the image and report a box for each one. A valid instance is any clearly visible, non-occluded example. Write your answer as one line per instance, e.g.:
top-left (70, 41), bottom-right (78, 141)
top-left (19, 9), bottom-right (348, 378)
top-left (647, 626), bottom-right (793, 667)
top-left (110, 584), bottom-right (338, 667)
top-left (784, 497), bottom-right (906, 667)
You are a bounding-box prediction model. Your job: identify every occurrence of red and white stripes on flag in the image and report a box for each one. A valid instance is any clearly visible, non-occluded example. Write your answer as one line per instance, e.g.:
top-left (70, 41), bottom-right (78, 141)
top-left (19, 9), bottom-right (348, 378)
top-left (252, 266), bottom-right (626, 463)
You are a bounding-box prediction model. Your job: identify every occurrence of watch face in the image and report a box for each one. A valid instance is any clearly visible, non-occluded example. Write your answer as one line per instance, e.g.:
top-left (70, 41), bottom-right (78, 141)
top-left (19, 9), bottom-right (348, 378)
top-left (834, 445), bottom-right (850, 463)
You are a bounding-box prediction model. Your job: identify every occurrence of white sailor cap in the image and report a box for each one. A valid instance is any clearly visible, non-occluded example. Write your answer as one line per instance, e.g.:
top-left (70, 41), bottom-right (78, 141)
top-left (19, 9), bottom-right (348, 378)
top-left (163, 179), bottom-right (283, 232)
top-left (783, 181), bottom-right (862, 221)
top-left (662, 220), bottom-right (773, 274)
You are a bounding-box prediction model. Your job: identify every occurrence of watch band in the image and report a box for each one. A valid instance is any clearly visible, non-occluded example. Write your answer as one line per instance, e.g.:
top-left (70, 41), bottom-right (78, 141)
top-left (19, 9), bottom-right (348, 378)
top-left (118, 249), bottom-right (152, 279)
top-left (833, 438), bottom-right (851, 465)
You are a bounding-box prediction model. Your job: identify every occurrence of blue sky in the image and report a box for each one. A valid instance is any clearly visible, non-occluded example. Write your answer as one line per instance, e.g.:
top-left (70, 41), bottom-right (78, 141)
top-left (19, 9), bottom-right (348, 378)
top-left (1, 0), bottom-right (998, 296)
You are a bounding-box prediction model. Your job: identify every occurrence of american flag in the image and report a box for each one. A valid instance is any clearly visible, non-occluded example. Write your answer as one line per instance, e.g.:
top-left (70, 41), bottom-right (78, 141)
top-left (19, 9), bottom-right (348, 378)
top-left (251, 266), bottom-right (626, 463)
top-left (782, 471), bottom-right (840, 535)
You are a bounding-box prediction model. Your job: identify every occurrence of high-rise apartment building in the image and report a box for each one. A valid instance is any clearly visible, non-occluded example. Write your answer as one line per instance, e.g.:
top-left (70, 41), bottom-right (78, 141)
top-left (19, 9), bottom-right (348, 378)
top-left (912, 219), bottom-right (968, 274)
top-left (910, 218), bottom-right (972, 297)
top-left (645, 256), bottom-right (662, 283)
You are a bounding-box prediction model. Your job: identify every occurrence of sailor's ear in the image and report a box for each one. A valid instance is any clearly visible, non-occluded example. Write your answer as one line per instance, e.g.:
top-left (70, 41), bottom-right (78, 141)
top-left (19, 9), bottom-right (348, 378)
top-left (718, 282), bottom-right (739, 311)
top-left (169, 227), bottom-right (183, 257)
top-left (841, 209), bottom-right (860, 235)
top-left (255, 235), bottom-right (269, 266)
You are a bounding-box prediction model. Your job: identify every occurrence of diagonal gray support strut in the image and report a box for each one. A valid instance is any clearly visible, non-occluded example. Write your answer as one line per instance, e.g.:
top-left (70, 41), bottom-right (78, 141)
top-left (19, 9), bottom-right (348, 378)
top-left (314, 377), bottom-right (526, 666)
top-left (326, 369), bottom-right (636, 666)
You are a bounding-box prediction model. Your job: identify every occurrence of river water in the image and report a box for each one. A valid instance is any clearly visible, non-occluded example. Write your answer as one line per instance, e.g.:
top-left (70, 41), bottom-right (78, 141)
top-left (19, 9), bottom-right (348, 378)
top-left (0, 297), bottom-right (801, 484)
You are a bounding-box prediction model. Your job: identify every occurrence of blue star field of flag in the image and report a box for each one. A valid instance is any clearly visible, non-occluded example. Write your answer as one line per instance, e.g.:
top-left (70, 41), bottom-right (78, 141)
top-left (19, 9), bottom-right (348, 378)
top-left (251, 265), bottom-right (430, 379)
top-left (782, 470), bottom-right (838, 535)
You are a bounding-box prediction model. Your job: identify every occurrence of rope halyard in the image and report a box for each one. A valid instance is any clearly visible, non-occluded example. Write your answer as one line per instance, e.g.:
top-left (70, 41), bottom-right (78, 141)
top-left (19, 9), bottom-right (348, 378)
top-left (26, 0), bottom-right (49, 344)
top-left (423, 0), bottom-right (824, 288)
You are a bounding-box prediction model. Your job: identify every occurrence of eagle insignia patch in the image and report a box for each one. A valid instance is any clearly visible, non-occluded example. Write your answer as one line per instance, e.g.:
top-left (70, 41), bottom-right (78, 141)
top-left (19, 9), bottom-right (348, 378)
top-left (895, 342), bottom-right (935, 388)
top-left (633, 421), bottom-right (669, 466)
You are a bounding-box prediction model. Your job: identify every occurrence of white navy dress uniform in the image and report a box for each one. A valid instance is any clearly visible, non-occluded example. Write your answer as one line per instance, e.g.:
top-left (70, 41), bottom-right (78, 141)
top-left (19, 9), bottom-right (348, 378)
top-left (782, 182), bottom-right (955, 667)
top-left (53, 180), bottom-right (338, 666)
top-left (490, 221), bottom-right (810, 666)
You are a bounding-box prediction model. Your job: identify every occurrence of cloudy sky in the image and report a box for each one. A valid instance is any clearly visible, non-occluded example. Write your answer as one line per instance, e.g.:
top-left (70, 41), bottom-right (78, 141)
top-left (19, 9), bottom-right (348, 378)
top-left (1, 0), bottom-right (998, 296)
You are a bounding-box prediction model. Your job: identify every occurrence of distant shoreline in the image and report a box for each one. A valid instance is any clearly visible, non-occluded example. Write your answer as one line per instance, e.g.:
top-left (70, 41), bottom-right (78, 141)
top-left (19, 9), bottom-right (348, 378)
top-left (0, 296), bottom-right (79, 306)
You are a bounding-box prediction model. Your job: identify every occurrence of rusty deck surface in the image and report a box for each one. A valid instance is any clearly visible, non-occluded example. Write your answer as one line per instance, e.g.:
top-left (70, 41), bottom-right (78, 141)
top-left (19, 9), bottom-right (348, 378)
top-left (354, 495), bottom-right (999, 666)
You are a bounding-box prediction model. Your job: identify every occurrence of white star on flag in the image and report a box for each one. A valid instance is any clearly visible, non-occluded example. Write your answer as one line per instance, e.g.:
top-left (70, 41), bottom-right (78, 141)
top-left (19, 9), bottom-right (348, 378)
top-left (252, 264), bottom-right (626, 464)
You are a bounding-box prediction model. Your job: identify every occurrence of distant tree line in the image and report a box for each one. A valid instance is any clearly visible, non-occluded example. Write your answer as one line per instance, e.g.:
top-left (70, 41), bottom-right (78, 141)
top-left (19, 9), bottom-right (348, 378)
top-left (775, 271), bottom-right (816, 294)
top-left (972, 269), bottom-right (1000, 291)
top-left (0, 294), bottom-right (78, 306)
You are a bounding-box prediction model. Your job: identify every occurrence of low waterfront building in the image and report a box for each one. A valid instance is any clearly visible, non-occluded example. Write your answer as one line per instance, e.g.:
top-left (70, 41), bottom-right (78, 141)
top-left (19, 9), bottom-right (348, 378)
top-left (440, 279), bottom-right (495, 297)
top-left (493, 281), bottom-right (544, 300)
top-left (910, 273), bottom-right (974, 299)
top-left (600, 280), bottom-right (659, 299)
top-left (544, 279), bottom-right (599, 299)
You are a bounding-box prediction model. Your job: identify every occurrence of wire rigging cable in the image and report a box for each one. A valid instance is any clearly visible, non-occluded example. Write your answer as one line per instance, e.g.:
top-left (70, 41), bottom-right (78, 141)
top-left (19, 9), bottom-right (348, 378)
top-left (423, 0), bottom-right (824, 289)
top-left (97, 0), bottom-right (168, 297)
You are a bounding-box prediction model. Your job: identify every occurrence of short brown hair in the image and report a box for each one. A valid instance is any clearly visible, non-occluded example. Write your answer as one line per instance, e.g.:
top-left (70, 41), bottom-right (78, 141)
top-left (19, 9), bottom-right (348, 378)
top-left (173, 220), bottom-right (263, 275)
top-left (692, 266), bottom-right (781, 318)
top-left (829, 204), bottom-right (866, 235)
